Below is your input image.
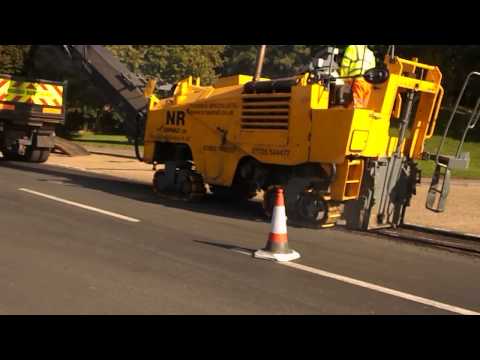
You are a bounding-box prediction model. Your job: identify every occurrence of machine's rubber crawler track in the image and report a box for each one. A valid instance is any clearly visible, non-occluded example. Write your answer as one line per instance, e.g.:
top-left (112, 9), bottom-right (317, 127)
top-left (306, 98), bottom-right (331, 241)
top-left (319, 198), bottom-right (342, 229)
top-left (178, 170), bottom-right (206, 202)
top-left (153, 168), bottom-right (206, 203)
top-left (263, 186), bottom-right (341, 229)
top-left (293, 193), bottom-right (341, 229)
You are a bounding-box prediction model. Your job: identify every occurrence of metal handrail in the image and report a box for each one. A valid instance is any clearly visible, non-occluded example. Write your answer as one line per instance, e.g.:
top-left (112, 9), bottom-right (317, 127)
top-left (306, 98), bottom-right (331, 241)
top-left (435, 71), bottom-right (480, 164)
top-left (467, 97), bottom-right (480, 130)
top-left (396, 58), bottom-right (436, 71)
top-left (455, 96), bottom-right (480, 157)
top-left (426, 86), bottom-right (445, 139)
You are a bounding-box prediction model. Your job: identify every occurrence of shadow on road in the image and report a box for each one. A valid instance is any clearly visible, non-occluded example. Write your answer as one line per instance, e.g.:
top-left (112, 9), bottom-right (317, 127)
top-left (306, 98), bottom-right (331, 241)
top-left (1, 160), bottom-right (268, 224)
top-left (193, 240), bottom-right (255, 255)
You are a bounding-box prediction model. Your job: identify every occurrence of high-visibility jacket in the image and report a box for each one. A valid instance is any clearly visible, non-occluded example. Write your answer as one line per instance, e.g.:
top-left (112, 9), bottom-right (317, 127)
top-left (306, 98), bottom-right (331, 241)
top-left (340, 45), bottom-right (376, 77)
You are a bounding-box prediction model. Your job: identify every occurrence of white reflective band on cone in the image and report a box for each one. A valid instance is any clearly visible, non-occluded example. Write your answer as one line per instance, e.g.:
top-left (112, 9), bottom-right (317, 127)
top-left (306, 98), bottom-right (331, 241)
top-left (271, 205), bottom-right (287, 234)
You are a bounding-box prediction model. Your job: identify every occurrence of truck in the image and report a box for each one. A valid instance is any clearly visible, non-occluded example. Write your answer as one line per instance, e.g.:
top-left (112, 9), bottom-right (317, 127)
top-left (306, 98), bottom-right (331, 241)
top-left (0, 73), bottom-right (66, 162)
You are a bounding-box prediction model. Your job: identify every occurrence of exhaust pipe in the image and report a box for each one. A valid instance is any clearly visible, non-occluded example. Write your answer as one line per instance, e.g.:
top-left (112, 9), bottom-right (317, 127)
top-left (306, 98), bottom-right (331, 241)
top-left (253, 45), bottom-right (267, 82)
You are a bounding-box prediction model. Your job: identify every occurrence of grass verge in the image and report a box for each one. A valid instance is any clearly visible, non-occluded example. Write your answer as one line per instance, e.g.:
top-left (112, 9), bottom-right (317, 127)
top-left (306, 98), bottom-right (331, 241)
top-left (418, 135), bottom-right (480, 179)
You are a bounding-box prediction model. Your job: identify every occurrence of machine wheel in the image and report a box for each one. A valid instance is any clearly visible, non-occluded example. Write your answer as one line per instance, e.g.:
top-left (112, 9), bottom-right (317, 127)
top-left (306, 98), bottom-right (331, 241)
top-left (235, 183), bottom-right (259, 201)
top-left (262, 185), bottom-right (282, 218)
top-left (153, 170), bottom-right (170, 193)
top-left (295, 191), bottom-right (341, 228)
top-left (153, 168), bottom-right (206, 202)
top-left (295, 191), bottom-right (329, 226)
top-left (177, 169), bottom-right (206, 202)
top-left (263, 181), bottom-right (341, 228)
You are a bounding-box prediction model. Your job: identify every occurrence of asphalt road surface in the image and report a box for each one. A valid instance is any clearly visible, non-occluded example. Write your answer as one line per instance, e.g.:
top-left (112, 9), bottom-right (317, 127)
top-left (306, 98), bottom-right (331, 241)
top-left (1, 160), bottom-right (479, 315)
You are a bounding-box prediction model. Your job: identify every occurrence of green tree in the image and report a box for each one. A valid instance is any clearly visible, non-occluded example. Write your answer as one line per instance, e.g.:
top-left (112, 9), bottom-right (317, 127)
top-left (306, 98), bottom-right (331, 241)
top-left (394, 45), bottom-right (480, 107)
top-left (107, 45), bottom-right (147, 73)
top-left (222, 45), bottom-right (332, 78)
top-left (106, 45), bottom-right (225, 85)
top-left (0, 45), bottom-right (31, 74)
top-left (222, 45), bottom-right (259, 76)
top-left (2, 44), bottom-right (478, 138)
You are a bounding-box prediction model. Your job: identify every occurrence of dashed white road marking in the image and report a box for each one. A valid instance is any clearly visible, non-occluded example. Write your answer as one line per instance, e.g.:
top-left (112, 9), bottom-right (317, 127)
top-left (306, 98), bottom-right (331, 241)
top-left (232, 248), bottom-right (479, 315)
top-left (19, 188), bottom-right (140, 223)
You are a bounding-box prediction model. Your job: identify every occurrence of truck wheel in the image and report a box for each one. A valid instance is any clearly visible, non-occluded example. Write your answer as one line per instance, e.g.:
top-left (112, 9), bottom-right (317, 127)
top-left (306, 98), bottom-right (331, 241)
top-left (38, 149), bottom-right (51, 163)
top-left (1, 149), bottom-right (21, 161)
top-left (25, 148), bottom-right (50, 163)
top-left (2, 149), bottom-right (17, 161)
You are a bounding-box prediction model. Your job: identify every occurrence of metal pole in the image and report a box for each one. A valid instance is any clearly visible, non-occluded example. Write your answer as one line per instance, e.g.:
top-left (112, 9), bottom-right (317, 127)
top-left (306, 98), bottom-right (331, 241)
top-left (386, 45), bottom-right (395, 63)
top-left (253, 45), bottom-right (267, 82)
top-left (377, 90), bottom-right (415, 224)
top-left (396, 90), bottom-right (415, 157)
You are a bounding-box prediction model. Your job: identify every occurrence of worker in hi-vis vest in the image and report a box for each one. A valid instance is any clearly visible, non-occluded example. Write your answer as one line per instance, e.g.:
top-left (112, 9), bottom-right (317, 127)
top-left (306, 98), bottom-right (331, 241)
top-left (339, 45), bottom-right (376, 108)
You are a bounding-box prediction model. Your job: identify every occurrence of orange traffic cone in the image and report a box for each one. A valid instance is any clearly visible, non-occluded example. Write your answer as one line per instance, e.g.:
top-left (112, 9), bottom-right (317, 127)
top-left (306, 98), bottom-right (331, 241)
top-left (254, 187), bottom-right (301, 262)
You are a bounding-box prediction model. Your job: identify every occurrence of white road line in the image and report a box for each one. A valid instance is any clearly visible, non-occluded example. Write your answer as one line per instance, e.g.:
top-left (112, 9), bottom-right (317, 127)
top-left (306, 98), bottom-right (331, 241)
top-left (18, 188), bottom-right (140, 223)
top-left (231, 249), bottom-right (479, 315)
top-left (281, 262), bottom-right (479, 315)
top-left (230, 248), bottom-right (254, 256)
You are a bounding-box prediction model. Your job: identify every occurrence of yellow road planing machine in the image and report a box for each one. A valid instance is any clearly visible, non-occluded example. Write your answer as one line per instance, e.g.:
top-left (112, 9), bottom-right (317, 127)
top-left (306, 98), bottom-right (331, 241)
top-left (30, 45), bottom-right (479, 231)
top-left (143, 46), bottom-right (478, 230)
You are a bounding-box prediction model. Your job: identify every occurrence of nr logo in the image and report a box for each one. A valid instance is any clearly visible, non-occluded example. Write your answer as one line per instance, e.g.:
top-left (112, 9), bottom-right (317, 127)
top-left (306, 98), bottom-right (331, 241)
top-left (166, 111), bottom-right (186, 126)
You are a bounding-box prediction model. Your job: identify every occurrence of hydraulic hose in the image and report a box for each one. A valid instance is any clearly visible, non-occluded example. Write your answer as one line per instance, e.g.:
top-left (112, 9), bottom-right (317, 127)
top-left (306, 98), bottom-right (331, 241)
top-left (329, 163), bottom-right (337, 183)
top-left (134, 115), bottom-right (144, 162)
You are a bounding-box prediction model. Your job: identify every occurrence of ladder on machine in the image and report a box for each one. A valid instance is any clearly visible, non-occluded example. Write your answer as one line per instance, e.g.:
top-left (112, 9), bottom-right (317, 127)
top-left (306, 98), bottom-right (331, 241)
top-left (426, 71), bottom-right (480, 212)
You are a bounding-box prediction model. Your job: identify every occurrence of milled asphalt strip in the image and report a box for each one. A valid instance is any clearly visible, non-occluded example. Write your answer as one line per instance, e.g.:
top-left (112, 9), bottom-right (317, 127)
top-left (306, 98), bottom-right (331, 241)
top-left (18, 188), bottom-right (141, 223)
top-left (230, 249), bottom-right (479, 315)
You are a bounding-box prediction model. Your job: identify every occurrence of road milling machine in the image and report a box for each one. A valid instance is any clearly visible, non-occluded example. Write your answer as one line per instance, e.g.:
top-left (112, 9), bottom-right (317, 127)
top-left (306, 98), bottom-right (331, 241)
top-left (143, 46), bottom-right (478, 230)
top-left (29, 45), bottom-right (478, 231)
